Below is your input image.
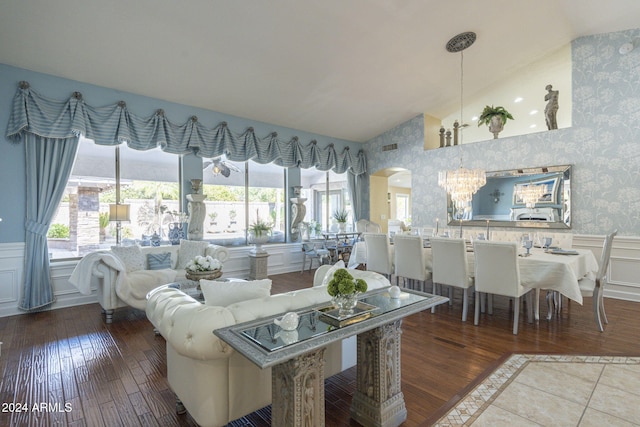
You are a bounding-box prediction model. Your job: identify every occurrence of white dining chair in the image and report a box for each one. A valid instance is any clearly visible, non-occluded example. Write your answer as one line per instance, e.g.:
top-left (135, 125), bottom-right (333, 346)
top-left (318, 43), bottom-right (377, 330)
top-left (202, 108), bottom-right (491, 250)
top-left (431, 237), bottom-right (474, 321)
top-left (473, 240), bottom-right (533, 335)
top-left (355, 219), bottom-right (371, 234)
top-left (420, 227), bottom-right (435, 238)
top-left (356, 219), bottom-right (381, 236)
top-left (387, 220), bottom-right (406, 237)
top-left (579, 230), bottom-right (617, 332)
top-left (393, 234), bottom-right (430, 292)
top-left (363, 233), bottom-right (394, 279)
top-left (366, 221), bottom-right (382, 233)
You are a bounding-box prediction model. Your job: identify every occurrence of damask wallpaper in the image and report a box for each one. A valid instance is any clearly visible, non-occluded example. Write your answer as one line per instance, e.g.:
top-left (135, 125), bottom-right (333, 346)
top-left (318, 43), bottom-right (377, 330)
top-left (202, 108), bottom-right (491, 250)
top-left (365, 28), bottom-right (640, 236)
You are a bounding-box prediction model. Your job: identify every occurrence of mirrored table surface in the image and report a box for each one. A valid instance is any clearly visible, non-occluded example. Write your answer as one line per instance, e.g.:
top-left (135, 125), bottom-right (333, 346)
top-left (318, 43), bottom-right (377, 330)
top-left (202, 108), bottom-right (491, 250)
top-left (215, 288), bottom-right (448, 369)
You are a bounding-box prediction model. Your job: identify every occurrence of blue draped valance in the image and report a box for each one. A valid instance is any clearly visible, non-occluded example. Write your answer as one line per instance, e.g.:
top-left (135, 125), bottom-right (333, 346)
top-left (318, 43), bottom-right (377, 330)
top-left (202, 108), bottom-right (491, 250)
top-left (6, 82), bottom-right (367, 175)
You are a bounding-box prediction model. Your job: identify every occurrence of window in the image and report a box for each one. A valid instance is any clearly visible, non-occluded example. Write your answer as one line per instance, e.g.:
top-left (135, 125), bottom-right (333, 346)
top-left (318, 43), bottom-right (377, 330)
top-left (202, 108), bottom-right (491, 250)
top-left (202, 159), bottom-right (286, 246)
top-left (47, 136), bottom-right (180, 259)
top-left (301, 168), bottom-right (352, 234)
top-left (118, 144), bottom-right (181, 242)
top-left (202, 157), bottom-right (246, 246)
top-left (248, 162), bottom-right (286, 243)
top-left (396, 193), bottom-right (410, 223)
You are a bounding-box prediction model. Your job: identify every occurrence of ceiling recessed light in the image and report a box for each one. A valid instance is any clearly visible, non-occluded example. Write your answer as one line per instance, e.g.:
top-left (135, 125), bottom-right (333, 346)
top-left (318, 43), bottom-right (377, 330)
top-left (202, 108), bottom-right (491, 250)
top-left (530, 110), bottom-right (538, 115)
top-left (514, 97), bottom-right (523, 103)
top-left (471, 116), bottom-right (478, 121)
top-left (529, 124), bottom-right (537, 129)
top-left (619, 42), bottom-right (634, 55)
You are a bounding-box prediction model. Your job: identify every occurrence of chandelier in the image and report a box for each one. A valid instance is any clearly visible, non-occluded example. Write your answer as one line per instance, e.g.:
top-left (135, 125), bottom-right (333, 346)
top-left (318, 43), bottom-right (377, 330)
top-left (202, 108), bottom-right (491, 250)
top-left (438, 32), bottom-right (486, 208)
top-left (515, 183), bottom-right (547, 208)
top-left (439, 167), bottom-right (486, 208)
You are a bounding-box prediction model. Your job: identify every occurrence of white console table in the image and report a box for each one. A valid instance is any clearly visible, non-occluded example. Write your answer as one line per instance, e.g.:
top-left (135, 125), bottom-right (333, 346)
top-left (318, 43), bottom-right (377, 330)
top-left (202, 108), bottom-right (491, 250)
top-left (215, 288), bottom-right (447, 427)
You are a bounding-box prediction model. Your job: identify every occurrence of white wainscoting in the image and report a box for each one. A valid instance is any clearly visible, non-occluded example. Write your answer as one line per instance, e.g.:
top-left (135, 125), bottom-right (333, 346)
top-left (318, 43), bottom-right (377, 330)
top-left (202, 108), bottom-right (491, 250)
top-left (0, 235), bottom-right (637, 318)
top-left (0, 243), bottom-right (23, 316)
top-left (573, 234), bottom-right (640, 302)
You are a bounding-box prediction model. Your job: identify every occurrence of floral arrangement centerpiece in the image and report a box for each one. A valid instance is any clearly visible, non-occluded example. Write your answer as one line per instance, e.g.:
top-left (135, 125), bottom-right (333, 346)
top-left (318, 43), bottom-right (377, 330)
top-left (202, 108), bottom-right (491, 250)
top-left (326, 268), bottom-right (368, 316)
top-left (185, 255), bottom-right (223, 281)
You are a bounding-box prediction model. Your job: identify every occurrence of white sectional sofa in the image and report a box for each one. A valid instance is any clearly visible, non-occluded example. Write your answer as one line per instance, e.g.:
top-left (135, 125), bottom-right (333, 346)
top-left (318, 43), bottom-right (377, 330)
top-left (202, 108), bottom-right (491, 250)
top-left (69, 240), bottom-right (229, 323)
top-left (145, 264), bottom-right (391, 427)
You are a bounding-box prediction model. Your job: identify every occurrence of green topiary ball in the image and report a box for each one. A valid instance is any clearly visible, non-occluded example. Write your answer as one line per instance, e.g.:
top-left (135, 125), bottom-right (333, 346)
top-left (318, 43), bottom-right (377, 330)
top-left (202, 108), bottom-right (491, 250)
top-left (326, 268), bottom-right (367, 297)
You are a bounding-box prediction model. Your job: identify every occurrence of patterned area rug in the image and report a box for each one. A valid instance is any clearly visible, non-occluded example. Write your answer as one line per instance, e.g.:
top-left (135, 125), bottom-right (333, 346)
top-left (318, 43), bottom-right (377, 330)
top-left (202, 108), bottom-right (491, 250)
top-left (434, 354), bottom-right (640, 426)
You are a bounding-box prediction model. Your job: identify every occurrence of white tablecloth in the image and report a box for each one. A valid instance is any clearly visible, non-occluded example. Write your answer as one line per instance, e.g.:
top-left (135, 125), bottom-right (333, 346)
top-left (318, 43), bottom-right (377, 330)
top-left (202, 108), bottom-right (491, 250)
top-left (347, 241), bottom-right (432, 271)
top-left (517, 248), bottom-right (599, 304)
top-left (349, 242), bottom-right (598, 304)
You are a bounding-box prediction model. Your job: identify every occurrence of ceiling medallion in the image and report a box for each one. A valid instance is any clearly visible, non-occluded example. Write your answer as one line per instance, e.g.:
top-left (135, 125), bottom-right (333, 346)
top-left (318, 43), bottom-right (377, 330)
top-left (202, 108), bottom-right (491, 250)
top-left (445, 32), bottom-right (476, 53)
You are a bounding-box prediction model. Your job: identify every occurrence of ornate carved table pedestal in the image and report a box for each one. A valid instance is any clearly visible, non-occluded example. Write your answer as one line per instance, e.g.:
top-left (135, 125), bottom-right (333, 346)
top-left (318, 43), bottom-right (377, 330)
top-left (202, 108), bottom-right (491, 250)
top-left (350, 319), bottom-right (405, 427)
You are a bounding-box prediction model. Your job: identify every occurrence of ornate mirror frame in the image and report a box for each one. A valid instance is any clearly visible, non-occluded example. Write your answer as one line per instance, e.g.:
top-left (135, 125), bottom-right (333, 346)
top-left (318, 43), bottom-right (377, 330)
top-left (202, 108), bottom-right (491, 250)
top-left (447, 164), bottom-right (572, 229)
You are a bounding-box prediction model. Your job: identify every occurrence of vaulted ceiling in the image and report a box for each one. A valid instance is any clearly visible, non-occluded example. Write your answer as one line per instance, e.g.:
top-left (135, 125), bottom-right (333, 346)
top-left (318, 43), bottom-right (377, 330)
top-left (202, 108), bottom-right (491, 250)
top-left (1, 0), bottom-right (638, 142)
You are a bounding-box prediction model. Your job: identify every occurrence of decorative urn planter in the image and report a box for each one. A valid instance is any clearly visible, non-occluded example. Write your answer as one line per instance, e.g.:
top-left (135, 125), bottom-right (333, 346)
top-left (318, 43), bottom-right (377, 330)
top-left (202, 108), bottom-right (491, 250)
top-left (488, 115), bottom-right (504, 139)
top-left (249, 232), bottom-right (270, 254)
top-left (477, 105), bottom-right (513, 140)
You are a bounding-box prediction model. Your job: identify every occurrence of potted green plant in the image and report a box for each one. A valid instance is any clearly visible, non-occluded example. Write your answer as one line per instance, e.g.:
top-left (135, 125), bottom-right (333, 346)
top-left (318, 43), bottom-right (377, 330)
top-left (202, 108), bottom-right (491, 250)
top-left (333, 209), bottom-right (349, 232)
top-left (248, 209), bottom-right (273, 253)
top-left (248, 218), bottom-right (272, 237)
top-left (477, 105), bottom-right (514, 139)
top-left (99, 211), bottom-right (110, 242)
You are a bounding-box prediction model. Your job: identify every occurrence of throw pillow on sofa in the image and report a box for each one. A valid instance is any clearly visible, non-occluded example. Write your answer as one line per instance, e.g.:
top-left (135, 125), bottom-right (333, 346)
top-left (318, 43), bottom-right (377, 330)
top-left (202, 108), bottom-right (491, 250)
top-left (111, 245), bottom-right (145, 273)
top-left (147, 252), bottom-right (172, 270)
top-left (200, 279), bottom-right (272, 307)
top-left (176, 240), bottom-right (210, 269)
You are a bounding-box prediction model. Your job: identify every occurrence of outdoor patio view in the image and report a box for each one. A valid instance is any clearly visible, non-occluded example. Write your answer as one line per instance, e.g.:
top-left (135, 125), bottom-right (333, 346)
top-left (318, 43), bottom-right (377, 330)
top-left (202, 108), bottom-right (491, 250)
top-left (47, 137), bottom-right (353, 259)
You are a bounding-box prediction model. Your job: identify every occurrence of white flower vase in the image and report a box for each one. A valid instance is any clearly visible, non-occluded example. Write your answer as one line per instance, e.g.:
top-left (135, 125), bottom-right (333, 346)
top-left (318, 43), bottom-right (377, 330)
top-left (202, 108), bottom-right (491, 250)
top-left (338, 222), bottom-right (347, 233)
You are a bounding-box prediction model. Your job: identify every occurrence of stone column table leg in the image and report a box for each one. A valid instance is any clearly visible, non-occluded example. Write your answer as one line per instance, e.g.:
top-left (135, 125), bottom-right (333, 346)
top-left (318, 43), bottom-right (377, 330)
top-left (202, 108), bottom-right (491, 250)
top-left (272, 348), bottom-right (325, 427)
top-left (350, 319), bottom-right (407, 427)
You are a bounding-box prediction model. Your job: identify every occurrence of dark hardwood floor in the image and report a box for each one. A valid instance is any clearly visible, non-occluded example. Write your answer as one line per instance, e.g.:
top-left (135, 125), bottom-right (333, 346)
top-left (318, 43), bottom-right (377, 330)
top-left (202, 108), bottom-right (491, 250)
top-left (1, 270), bottom-right (639, 426)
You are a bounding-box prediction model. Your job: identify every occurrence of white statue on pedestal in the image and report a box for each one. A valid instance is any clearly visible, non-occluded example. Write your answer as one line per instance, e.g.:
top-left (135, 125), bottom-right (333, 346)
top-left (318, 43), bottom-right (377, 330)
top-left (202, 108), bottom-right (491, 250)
top-left (187, 179), bottom-right (207, 240)
top-left (290, 197), bottom-right (307, 242)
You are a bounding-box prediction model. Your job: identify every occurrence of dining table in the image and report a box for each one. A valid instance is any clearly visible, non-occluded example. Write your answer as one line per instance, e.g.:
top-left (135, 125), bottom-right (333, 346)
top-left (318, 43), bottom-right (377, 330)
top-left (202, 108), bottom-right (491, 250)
top-left (322, 231), bottom-right (362, 263)
top-left (348, 240), bottom-right (599, 319)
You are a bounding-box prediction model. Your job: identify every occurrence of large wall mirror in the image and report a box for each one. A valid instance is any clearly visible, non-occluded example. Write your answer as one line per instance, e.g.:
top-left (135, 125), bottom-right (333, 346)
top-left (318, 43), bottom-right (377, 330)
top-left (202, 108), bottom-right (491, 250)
top-left (447, 164), bottom-right (572, 229)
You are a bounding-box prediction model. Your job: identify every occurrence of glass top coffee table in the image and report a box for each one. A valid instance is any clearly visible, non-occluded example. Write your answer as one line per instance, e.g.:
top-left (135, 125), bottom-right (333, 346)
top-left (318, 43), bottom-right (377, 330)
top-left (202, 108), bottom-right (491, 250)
top-left (215, 287), bottom-right (447, 427)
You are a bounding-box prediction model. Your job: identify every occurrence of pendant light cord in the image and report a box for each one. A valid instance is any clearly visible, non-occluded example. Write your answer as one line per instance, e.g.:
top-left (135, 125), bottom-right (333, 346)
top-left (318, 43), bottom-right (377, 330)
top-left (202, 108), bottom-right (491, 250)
top-left (459, 49), bottom-right (464, 168)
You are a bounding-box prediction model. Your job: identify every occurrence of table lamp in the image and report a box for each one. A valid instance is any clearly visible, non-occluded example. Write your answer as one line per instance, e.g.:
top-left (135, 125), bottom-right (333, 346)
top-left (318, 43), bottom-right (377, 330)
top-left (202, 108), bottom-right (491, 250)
top-left (109, 203), bottom-right (130, 245)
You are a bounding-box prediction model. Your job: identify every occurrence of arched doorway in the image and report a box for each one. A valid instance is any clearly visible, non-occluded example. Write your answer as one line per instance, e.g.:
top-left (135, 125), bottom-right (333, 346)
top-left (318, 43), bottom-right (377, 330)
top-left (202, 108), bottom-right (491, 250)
top-left (370, 168), bottom-right (411, 235)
